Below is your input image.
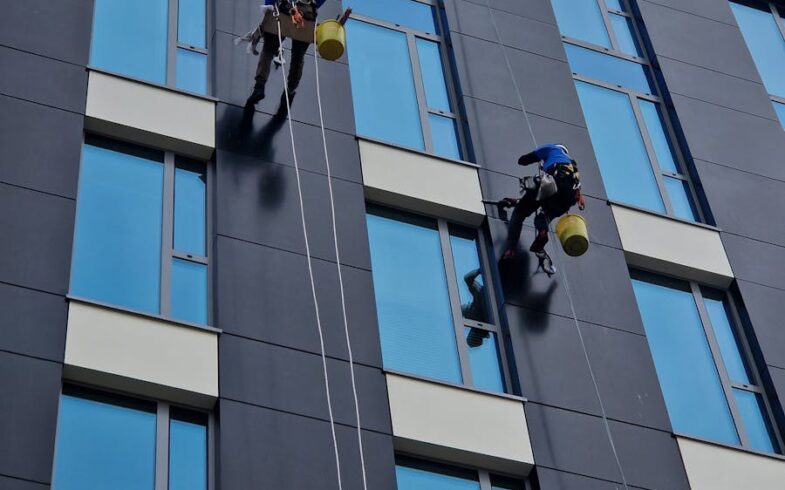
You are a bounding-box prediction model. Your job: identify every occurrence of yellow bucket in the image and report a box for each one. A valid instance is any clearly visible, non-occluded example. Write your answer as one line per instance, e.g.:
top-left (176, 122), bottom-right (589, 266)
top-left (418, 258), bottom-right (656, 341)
top-left (316, 20), bottom-right (346, 61)
top-left (556, 214), bottom-right (589, 257)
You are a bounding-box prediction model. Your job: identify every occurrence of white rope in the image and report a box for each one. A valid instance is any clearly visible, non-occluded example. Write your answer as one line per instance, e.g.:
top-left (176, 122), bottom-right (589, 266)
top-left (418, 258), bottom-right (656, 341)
top-left (481, 2), bottom-right (630, 488)
top-left (275, 12), bottom-right (344, 490)
top-left (313, 24), bottom-right (370, 490)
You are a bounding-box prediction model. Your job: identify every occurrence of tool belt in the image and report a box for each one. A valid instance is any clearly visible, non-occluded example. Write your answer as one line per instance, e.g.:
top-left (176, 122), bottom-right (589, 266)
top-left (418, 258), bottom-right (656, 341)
top-left (520, 162), bottom-right (581, 201)
top-left (262, 1), bottom-right (318, 43)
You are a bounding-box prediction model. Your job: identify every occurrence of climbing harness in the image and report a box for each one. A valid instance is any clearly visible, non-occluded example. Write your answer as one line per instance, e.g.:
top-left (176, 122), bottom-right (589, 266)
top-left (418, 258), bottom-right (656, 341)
top-left (482, 0), bottom-right (630, 488)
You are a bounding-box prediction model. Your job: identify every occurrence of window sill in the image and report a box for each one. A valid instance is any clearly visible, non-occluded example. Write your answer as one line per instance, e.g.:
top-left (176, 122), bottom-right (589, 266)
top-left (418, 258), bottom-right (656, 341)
top-left (383, 369), bottom-right (527, 404)
top-left (66, 295), bottom-right (221, 334)
top-left (606, 199), bottom-right (722, 233)
top-left (356, 135), bottom-right (480, 170)
top-left (674, 432), bottom-right (785, 463)
top-left (86, 66), bottom-right (219, 103)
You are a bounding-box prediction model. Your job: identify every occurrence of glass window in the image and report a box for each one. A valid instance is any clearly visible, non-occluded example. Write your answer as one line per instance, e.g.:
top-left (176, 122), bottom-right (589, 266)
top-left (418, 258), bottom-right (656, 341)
top-left (731, 2), bottom-right (785, 98)
top-left (774, 101), bottom-right (785, 130)
top-left (178, 0), bottom-right (206, 48)
top-left (169, 413), bottom-right (208, 490)
top-left (450, 231), bottom-right (489, 324)
top-left (465, 328), bottom-right (505, 393)
top-left (174, 160), bottom-right (206, 256)
top-left (429, 114), bottom-right (461, 160)
top-left (344, 0), bottom-right (437, 33)
top-left (734, 389), bottom-right (778, 453)
top-left (71, 142), bottom-right (164, 313)
top-left (576, 81), bottom-right (665, 212)
top-left (639, 100), bottom-right (678, 173)
top-left (176, 49), bottom-right (208, 95)
top-left (396, 464), bottom-right (479, 490)
top-left (52, 394), bottom-right (157, 490)
top-left (610, 13), bottom-right (641, 57)
top-left (606, 0), bottom-right (625, 11)
top-left (551, 0), bottom-right (612, 48)
top-left (703, 296), bottom-right (750, 384)
top-left (171, 258), bottom-right (208, 324)
top-left (663, 177), bottom-right (697, 221)
top-left (565, 44), bottom-right (653, 94)
top-left (416, 39), bottom-right (451, 112)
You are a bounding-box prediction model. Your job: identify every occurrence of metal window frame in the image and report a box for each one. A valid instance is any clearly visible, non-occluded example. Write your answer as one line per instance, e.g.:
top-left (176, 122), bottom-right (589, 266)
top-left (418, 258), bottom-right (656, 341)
top-left (166, 0), bottom-right (211, 94)
top-left (347, 2), bottom-right (469, 160)
top-left (395, 454), bottom-right (528, 489)
top-left (562, 0), bottom-right (705, 223)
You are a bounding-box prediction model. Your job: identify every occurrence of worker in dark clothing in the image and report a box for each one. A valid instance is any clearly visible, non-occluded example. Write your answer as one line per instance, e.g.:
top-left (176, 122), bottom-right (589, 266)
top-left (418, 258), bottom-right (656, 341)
top-left (245, 0), bottom-right (327, 107)
top-left (500, 144), bottom-right (585, 264)
top-left (461, 268), bottom-right (492, 348)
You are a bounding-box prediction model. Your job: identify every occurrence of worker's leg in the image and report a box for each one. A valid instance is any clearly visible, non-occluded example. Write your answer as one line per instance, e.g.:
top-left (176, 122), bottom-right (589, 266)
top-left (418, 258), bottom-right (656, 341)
top-left (530, 211), bottom-right (550, 253)
top-left (503, 192), bottom-right (538, 254)
top-left (247, 32), bottom-right (282, 105)
top-left (286, 39), bottom-right (310, 94)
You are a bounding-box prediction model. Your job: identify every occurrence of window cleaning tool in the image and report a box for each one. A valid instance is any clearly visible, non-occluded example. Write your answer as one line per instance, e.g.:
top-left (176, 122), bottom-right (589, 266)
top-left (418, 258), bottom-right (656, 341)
top-left (556, 214), bottom-right (589, 257)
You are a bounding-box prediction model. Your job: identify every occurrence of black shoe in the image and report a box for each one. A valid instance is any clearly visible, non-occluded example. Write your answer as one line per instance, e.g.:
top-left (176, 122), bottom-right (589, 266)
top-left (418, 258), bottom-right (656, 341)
top-left (466, 327), bottom-right (490, 348)
top-left (246, 85), bottom-right (266, 106)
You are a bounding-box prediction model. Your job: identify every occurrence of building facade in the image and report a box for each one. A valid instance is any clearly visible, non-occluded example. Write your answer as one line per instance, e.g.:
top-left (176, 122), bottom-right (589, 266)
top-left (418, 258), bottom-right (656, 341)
top-left (2, 0), bottom-right (785, 489)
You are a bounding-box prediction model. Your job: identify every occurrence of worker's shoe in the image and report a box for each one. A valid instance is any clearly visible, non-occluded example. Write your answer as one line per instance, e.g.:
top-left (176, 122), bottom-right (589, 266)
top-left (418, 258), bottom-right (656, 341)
top-left (529, 229), bottom-right (549, 254)
top-left (535, 251), bottom-right (556, 276)
top-left (245, 84), bottom-right (266, 107)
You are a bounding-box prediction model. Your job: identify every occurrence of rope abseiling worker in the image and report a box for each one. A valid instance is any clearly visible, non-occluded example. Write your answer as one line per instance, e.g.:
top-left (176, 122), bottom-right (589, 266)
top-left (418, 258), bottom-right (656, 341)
top-left (500, 144), bottom-right (585, 272)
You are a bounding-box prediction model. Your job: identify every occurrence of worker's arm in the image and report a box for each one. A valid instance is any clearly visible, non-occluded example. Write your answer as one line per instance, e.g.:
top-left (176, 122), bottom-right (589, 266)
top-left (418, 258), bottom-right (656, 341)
top-left (464, 269), bottom-right (483, 297)
top-left (517, 151), bottom-right (541, 166)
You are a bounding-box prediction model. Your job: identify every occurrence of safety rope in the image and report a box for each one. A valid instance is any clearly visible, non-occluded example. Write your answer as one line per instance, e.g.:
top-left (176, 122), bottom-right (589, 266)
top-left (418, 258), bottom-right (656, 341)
top-left (274, 11), bottom-right (344, 490)
top-left (481, 2), bottom-right (631, 488)
top-left (313, 23), bottom-right (369, 490)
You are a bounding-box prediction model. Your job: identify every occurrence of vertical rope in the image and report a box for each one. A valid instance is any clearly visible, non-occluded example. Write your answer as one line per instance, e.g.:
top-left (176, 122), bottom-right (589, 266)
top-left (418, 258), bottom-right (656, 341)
top-left (481, 2), bottom-right (630, 488)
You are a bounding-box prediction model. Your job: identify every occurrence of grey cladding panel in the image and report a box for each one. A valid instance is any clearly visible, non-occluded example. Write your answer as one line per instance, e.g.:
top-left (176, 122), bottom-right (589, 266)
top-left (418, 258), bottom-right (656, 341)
top-left (464, 0), bottom-right (557, 25)
top-left (722, 233), bottom-right (785, 291)
top-left (0, 282), bottom-right (67, 362)
top-left (0, 476), bottom-right (50, 490)
top-left (639, 0), bottom-right (737, 25)
top-left (535, 467), bottom-right (628, 490)
top-left (609, 420), bottom-right (690, 490)
top-left (736, 280), bottom-right (785, 370)
top-left (451, 33), bottom-right (521, 109)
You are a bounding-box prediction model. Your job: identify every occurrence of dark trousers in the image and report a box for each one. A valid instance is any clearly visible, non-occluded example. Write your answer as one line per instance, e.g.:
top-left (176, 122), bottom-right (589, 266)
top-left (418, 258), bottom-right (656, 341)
top-left (254, 32), bottom-right (309, 92)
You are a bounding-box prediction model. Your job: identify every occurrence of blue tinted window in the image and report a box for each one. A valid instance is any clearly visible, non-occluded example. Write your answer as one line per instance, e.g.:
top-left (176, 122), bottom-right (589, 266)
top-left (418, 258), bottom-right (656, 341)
top-left (606, 0), bottom-right (625, 11)
top-left (430, 114), bottom-right (461, 160)
top-left (664, 177), bottom-right (697, 221)
top-left (53, 395), bottom-right (156, 490)
top-left (465, 328), bottom-right (505, 393)
top-left (449, 232), bottom-right (489, 323)
top-left (703, 296), bottom-right (750, 384)
top-left (632, 279), bottom-right (739, 444)
top-left (171, 259), bottom-right (208, 325)
top-left (576, 82), bottom-right (665, 213)
top-left (344, 0), bottom-right (437, 33)
top-left (174, 162), bottom-right (206, 256)
top-left (71, 144), bottom-right (163, 314)
top-left (176, 49), bottom-right (208, 95)
top-left (610, 13), bottom-right (640, 57)
top-left (367, 213), bottom-right (462, 384)
top-left (396, 465), bottom-right (480, 490)
top-left (639, 100), bottom-right (678, 173)
top-left (178, 0), bottom-right (206, 48)
top-left (774, 101), bottom-right (785, 130)
top-left (734, 389), bottom-right (778, 453)
top-left (551, 0), bottom-right (611, 48)
top-left (347, 21), bottom-right (424, 150)
top-left (565, 44), bottom-right (653, 94)
top-left (731, 3), bottom-right (785, 98)
top-left (169, 418), bottom-right (208, 490)
top-left (91, 0), bottom-right (168, 84)
top-left (416, 39), bottom-right (451, 112)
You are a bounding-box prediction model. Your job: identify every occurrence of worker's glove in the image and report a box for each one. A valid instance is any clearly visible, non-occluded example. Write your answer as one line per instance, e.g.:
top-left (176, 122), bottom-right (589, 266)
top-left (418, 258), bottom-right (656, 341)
top-left (576, 190), bottom-right (585, 211)
top-left (500, 197), bottom-right (519, 208)
top-left (291, 6), bottom-right (305, 27)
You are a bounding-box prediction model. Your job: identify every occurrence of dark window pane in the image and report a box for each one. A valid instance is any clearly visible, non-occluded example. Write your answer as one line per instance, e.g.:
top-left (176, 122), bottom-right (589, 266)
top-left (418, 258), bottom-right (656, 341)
top-left (464, 327), bottom-right (505, 393)
top-left (734, 389), bottom-right (779, 454)
top-left (551, 0), bottom-right (611, 48)
top-left (174, 160), bottom-right (206, 256)
top-left (610, 13), bottom-right (640, 57)
top-left (347, 21), bottom-right (424, 150)
top-left (565, 43), bottom-right (653, 94)
top-left (169, 418), bottom-right (208, 490)
top-left (395, 464), bottom-right (480, 490)
top-left (52, 395), bottom-right (156, 490)
top-left (774, 101), bottom-right (785, 130)
top-left (731, 3), bottom-right (785, 98)
top-left (663, 177), bottom-right (697, 221)
top-left (703, 296), bottom-right (750, 384)
top-left (638, 100), bottom-right (678, 173)
top-left (71, 143), bottom-right (163, 314)
top-left (171, 259), bottom-right (208, 325)
top-left (606, 0), bottom-right (625, 11)
top-left (449, 231), bottom-right (489, 323)
top-left (575, 81), bottom-right (665, 213)
top-left (178, 0), bottom-right (206, 48)
top-left (631, 279), bottom-right (739, 444)
top-left (429, 114), bottom-right (461, 160)
top-left (344, 0), bottom-right (437, 33)
top-left (367, 212), bottom-right (462, 384)
top-left (176, 49), bottom-right (208, 95)
top-left (91, 0), bottom-right (168, 84)
top-left (416, 39), bottom-right (451, 112)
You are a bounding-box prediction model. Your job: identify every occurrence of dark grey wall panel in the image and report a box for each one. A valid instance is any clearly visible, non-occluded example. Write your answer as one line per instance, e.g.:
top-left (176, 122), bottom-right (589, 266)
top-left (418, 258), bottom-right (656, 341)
top-left (0, 476), bottom-right (49, 490)
top-left (0, 0), bottom-right (92, 66)
top-left (0, 183), bottom-right (74, 295)
top-left (452, 33), bottom-right (521, 110)
top-left (463, 97), bottom-right (536, 173)
top-left (609, 421), bottom-right (690, 490)
top-left (444, 0), bottom-right (497, 41)
top-left (736, 280), bottom-right (785, 370)
top-left (722, 233), bottom-right (785, 291)
top-left (0, 95), bottom-right (83, 199)
top-left (0, 283), bottom-right (67, 362)
top-left (464, 0), bottom-right (557, 25)
top-left (640, 0), bottom-right (736, 25)
top-left (535, 467), bottom-right (631, 490)
top-left (0, 352), bottom-right (60, 484)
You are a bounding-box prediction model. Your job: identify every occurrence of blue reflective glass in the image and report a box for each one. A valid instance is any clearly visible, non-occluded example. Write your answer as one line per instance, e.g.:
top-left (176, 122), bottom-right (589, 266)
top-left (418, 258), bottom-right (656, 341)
top-left (347, 21), bottom-right (424, 150)
top-left (416, 39), bottom-right (451, 112)
top-left (610, 13), bottom-right (640, 57)
top-left (576, 82), bottom-right (665, 213)
top-left (91, 0), bottom-right (168, 84)
top-left (632, 279), bottom-right (739, 444)
top-left (52, 395), bottom-right (156, 490)
top-left (465, 327), bottom-right (505, 393)
top-left (551, 0), bottom-right (611, 48)
top-left (171, 259), bottom-right (208, 325)
top-left (178, 0), bottom-right (206, 47)
top-left (367, 213), bottom-right (462, 384)
top-left (606, 0), bottom-right (625, 11)
top-left (734, 389), bottom-right (778, 453)
top-left (449, 233), bottom-right (489, 323)
top-left (731, 3), bottom-right (785, 98)
top-left (174, 163), bottom-right (206, 256)
top-left (664, 177), bottom-right (697, 221)
top-left (344, 0), bottom-right (437, 33)
top-left (169, 419), bottom-right (208, 490)
top-left (704, 296), bottom-right (750, 384)
top-left (639, 100), bottom-right (678, 173)
top-left (565, 44), bottom-right (653, 94)
top-left (774, 101), bottom-right (785, 130)
top-left (396, 465), bottom-right (480, 490)
top-left (71, 144), bottom-right (163, 314)
top-left (430, 114), bottom-right (461, 160)
top-left (176, 49), bottom-right (208, 95)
